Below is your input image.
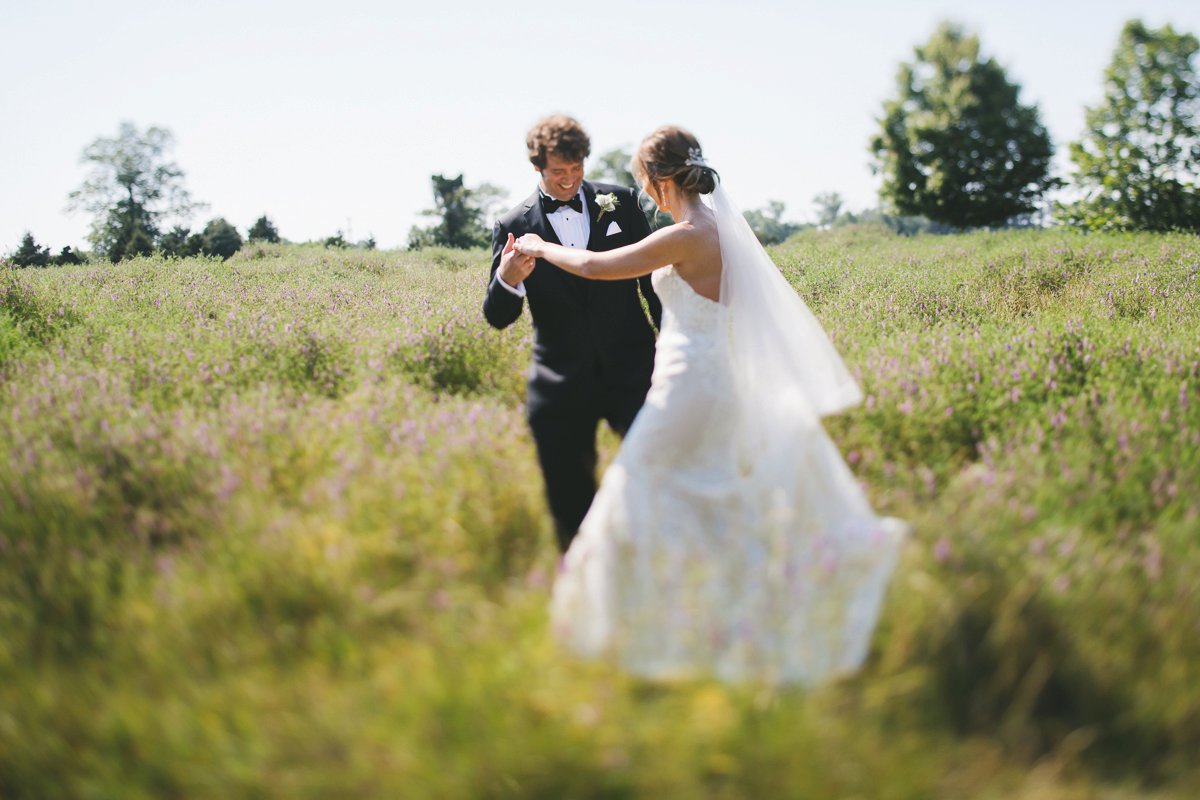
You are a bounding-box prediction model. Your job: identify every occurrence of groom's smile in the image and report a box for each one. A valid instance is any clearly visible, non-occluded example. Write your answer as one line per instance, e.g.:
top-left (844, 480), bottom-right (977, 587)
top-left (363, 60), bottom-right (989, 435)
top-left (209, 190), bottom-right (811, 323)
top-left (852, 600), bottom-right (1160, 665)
top-left (538, 154), bottom-right (584, 201)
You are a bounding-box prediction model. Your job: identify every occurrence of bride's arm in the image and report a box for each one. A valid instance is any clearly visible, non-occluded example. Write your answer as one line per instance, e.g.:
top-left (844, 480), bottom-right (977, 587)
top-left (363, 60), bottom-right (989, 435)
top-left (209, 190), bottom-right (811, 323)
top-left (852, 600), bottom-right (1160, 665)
top-left (515, 225), bottom-right (695, 281)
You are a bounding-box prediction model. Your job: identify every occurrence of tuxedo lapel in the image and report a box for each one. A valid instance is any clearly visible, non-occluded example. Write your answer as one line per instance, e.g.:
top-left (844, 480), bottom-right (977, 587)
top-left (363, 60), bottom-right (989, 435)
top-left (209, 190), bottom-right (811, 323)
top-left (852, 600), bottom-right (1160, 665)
top-left (583, 182), bottom-right (607, 252)
top-left (522, 190), bottom-right (588, 304)
top-left (522, 190), bottom-right (562, 247)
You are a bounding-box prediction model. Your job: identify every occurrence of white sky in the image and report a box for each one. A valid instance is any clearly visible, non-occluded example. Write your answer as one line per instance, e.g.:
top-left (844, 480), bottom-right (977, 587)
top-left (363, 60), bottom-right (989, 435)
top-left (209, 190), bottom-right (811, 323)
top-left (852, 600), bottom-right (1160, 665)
top-left (3, 0), bottom-right (1198, 250)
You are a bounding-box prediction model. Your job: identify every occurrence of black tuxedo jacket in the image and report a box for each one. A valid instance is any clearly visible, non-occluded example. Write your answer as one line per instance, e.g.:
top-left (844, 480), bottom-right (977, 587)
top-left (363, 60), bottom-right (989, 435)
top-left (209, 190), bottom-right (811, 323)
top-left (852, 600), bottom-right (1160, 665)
top-left (483, 181), bottom-right (662, 416)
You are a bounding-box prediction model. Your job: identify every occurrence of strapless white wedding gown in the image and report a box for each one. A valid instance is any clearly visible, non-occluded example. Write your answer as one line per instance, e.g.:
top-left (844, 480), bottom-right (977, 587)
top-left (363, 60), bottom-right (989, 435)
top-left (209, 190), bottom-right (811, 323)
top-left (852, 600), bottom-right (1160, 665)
top-left (551, 265), bottom-right (905, 685)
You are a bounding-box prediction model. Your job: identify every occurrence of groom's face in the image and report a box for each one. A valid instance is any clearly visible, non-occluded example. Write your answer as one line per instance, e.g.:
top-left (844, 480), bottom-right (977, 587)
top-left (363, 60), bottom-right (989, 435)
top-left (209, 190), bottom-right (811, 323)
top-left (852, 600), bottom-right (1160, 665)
top-left (538, 154), bottom-right (584, 202)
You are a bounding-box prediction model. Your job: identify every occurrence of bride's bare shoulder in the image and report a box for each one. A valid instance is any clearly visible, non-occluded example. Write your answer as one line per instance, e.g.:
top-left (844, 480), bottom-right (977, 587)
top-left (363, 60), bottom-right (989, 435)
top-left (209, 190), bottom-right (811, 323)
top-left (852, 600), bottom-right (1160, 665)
top-left (668, 213), bottom-right (722, 288)
top-left (668, 214), bottom-right (718, 245)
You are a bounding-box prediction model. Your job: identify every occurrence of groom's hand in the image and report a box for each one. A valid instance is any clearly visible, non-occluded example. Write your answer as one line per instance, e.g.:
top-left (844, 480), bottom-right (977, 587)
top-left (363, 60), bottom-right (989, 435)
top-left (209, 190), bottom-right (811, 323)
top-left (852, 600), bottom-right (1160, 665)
top-left (497, 232), bottom-right (535, 288)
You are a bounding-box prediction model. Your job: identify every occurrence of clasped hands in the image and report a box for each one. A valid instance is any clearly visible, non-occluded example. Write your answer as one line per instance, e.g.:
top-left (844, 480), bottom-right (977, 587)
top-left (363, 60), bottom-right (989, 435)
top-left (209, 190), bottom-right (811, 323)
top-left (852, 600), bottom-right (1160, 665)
top-left (496, 233), bottom-right (548, 287)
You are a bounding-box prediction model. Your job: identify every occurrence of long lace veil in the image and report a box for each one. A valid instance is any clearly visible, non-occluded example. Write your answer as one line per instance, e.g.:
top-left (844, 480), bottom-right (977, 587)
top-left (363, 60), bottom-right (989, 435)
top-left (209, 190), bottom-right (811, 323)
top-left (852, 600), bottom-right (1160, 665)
top-left (710, 183), bottom-right (863, 486)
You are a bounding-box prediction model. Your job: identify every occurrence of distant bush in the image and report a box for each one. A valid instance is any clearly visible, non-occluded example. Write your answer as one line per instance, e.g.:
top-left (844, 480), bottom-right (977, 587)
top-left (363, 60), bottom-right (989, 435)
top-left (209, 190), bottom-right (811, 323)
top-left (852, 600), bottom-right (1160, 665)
top-left (199, 218), bottom-right (243, 260)
top-left (158, 225), bottom-right (202, 258)
top-left (10, 232), bottom-right (51, 268)
top-left (743, 201), bottom-right (808, 245)
top-left (55, 246), bottom-right (84, 265)
top-left (6, 233), bottom-right (90, 268)
top-left (158, 220), bottom-right (244, 260)
top-left (247, 214), bottom-right (281, 243)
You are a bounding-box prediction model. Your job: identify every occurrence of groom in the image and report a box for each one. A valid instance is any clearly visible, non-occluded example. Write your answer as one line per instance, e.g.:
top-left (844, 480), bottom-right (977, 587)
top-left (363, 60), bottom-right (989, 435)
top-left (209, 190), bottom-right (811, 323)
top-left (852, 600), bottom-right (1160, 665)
top-left (483, 114), bottom-right (661, 552)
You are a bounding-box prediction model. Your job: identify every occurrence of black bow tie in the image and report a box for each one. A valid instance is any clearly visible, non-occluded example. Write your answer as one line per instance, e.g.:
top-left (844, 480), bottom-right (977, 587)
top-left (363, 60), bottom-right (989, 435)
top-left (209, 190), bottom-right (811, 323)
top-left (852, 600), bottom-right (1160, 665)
top-left (541, 194), bottom-right (583, 214)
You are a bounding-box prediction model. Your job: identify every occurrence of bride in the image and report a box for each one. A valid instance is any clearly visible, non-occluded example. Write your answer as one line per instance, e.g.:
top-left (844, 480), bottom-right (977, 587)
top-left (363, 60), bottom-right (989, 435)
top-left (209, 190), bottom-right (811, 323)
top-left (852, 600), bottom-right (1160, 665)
top-left (514, 126), bottom-right (906, 685)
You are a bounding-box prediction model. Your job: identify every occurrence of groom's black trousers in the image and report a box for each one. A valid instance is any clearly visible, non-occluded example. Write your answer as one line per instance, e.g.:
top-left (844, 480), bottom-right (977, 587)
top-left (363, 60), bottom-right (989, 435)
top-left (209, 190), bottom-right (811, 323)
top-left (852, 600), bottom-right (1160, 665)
top-left (483, 182), bottom-right (661, 554)
top-left (528, 381), bottom-right (645, 553)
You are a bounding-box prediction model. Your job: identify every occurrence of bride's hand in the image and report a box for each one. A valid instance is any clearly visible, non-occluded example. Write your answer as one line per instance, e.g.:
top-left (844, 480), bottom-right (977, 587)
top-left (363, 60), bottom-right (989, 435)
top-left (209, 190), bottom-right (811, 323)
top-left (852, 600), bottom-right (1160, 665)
top-left (514, 233), bottom-right (546, 258)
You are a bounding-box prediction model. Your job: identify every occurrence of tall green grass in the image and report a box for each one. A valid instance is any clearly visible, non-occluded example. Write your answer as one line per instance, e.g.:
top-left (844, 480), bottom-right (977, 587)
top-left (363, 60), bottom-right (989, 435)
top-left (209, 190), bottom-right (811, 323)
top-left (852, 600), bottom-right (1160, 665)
top-left (1, 229), bottom-right (1197, 798)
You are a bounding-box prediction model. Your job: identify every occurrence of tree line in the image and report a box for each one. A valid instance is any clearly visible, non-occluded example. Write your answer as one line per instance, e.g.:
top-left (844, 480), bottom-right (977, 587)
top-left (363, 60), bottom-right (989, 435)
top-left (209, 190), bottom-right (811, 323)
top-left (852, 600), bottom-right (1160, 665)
top-left (872, 19), bottom-right (1199, 232)
top-left (6, 122), bottom-right (372, 268)
top-left (411, 18), bottom-right (1198, 248)
top-left (61, 123), bottom-right (294, 263)
top-left (6, 17), bottom-right (1197, 266)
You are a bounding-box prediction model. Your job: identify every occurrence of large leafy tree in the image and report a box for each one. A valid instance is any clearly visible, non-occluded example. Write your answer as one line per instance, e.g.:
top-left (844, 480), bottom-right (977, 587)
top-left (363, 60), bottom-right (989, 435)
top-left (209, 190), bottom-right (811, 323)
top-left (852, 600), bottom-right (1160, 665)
top-left (871, 23), bottom-right (1057, 228)
top-left (67, 122), bottom-right (202, 261)
top-left (407, 174), bottom-right (505, 249)
top-left (1062, 20), bottom-right (1200, 232)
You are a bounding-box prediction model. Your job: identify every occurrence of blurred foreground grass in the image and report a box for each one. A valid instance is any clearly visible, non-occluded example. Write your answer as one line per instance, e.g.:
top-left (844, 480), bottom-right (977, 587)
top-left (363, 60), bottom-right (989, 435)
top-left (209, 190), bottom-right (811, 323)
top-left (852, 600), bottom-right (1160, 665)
top-left (1, 231), bottom-right (1198, 798)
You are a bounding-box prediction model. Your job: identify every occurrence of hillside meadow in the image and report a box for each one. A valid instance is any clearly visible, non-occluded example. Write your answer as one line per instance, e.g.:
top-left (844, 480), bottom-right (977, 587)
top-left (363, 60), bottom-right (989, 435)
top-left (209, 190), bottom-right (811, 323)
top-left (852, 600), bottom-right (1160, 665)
top-left (1, 228), bottom-right (1198, 798)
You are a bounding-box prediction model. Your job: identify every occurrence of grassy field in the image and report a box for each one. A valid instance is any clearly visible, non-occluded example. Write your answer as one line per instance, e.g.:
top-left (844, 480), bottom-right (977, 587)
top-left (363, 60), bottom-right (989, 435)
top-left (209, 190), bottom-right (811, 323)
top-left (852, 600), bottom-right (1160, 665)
top-left (1, 228), bottom-right (1198, 798)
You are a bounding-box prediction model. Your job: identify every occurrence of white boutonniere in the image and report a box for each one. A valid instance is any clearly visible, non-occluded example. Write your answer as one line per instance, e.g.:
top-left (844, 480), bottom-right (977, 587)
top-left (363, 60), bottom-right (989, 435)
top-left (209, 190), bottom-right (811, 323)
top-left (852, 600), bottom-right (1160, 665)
top-left (595, 192), bottom-right (619, 221)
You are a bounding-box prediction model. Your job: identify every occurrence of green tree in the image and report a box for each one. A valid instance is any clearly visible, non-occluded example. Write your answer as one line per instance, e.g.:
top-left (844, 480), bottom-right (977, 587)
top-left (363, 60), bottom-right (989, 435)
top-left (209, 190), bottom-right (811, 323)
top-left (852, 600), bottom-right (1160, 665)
top-left (97, 198), bottom-right (158, 261)
top-left (247, 215), bottom-right (281, 243)
top-left (199, 218), bottom-right (243, 260)
top-left (587, 148), bottom-right (637, 187)
top-left (743, 201), bottom-right (806, 245)
top-left (407, 174), bottom-right (504, 249)
top-left (813, 191), bottom-right (845, 228)
top-left (1062, 20), bottom-right (1200, 232)
top-left (67, 122), bottom-right (203, 261)
top-left (587, 147), bottom-right (672, 229)
top-left (405, 227), bottom-right (436, 250)
top-left (158, 226), bottom-right (201, 258)
top-left (471, 183), bottom-right (508, 230)
top-left (10, 232), bottom-right (52, 268)
top-left (54, 246), bottom-right (84, 266)
top-left (833, 207), bottom-right (936, 236)
top-left (871, 23), bottom-right (1058, 228)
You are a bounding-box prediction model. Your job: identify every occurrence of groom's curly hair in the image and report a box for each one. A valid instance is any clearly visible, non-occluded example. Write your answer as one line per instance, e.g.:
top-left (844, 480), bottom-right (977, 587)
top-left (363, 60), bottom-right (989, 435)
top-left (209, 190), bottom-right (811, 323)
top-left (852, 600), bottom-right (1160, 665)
top-left (526, 115), bottom-right (591, 169)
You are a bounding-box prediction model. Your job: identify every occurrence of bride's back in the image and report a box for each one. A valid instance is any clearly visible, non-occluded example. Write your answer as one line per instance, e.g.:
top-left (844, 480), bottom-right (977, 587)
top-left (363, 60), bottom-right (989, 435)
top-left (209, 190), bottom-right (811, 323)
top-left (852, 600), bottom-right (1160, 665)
top-left (671, 211), bottom-right (722, 303)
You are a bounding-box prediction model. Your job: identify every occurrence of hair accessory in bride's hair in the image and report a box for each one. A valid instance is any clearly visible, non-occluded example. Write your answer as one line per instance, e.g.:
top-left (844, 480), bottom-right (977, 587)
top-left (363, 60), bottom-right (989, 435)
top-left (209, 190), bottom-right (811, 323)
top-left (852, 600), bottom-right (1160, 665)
top-left (684, 147), bottom-right (709, 168)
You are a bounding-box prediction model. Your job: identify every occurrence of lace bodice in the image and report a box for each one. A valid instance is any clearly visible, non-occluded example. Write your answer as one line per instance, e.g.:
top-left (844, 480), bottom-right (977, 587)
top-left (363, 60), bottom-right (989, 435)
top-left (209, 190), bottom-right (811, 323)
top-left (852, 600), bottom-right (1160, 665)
top-left (651, 265), bottom-right (722, 339)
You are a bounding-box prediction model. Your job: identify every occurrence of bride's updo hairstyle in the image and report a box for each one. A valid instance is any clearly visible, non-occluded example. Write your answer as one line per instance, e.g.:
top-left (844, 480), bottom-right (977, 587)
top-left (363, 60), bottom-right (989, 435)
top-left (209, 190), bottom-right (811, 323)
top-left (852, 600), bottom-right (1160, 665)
top-left (633, 125), bottom-right (719, 196)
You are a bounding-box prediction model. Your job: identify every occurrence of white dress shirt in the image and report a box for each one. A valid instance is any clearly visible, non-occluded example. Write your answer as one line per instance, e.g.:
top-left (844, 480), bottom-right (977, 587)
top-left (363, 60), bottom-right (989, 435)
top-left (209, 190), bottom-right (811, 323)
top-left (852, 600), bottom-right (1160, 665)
top-left (495, 187), bottom-right (591, 297)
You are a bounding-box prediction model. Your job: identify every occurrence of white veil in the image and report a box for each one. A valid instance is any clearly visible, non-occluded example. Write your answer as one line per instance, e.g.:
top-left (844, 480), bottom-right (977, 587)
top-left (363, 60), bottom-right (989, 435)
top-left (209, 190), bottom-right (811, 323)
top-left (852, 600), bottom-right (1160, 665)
top-left (710, 182), bottom-right (863, 487)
